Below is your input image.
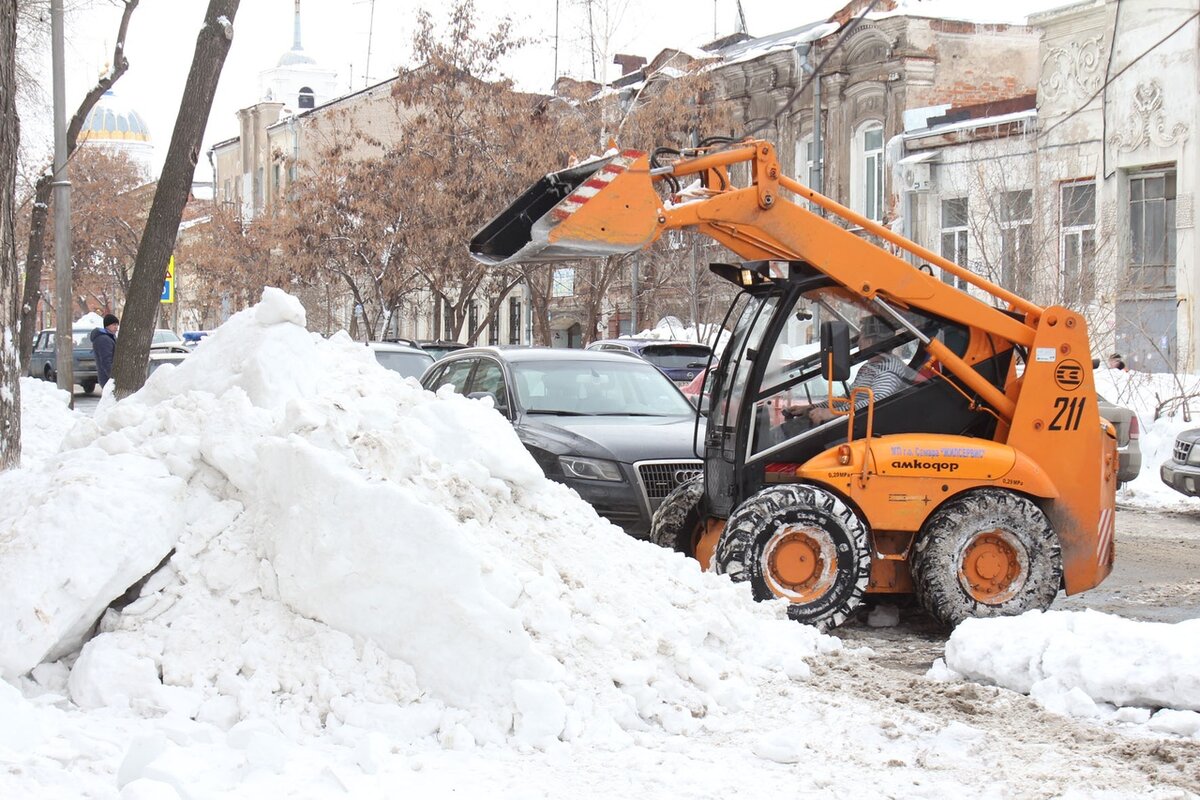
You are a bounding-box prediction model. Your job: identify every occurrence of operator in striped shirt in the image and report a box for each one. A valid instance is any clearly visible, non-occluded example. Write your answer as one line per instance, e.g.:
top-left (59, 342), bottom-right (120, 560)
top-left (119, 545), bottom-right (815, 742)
top-left (792, 314), bottom-right (913, 425)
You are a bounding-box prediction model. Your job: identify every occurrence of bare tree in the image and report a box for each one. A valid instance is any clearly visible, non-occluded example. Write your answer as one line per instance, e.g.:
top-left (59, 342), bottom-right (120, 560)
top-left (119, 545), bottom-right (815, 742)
top-left (111, 0), bottom-right (238, 397)
top-left (389, 0), bottom-right (577, 343)
top-left (2, 0), bottom-right (21, 469)
top-left (16, 0), bottom-right (138, 367)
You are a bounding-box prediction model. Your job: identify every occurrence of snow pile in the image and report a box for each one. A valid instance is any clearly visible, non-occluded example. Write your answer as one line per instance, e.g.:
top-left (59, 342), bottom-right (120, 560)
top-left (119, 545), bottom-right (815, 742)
top-left (629, 316), bottom-right (730, 354)
top-left (1, 288), bottom-right (845, 792)
top-left (1, 378), bottom-right (179, 679)
top-left (16, 377), bottom-right (81, 466)
top-left (75, 311), bottom-right (105, 330)
top-left (1095, 367), bottom-right (1200, 511)
top-left (938, 610), bottom-right (1200, 736)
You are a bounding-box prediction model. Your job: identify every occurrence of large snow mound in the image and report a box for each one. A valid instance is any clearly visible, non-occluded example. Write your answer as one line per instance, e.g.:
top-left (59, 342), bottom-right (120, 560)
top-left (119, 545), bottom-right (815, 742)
top-left (2, 288), bottom-right (833, 753)
top-left (940, 610), bottom-right (1200, 736)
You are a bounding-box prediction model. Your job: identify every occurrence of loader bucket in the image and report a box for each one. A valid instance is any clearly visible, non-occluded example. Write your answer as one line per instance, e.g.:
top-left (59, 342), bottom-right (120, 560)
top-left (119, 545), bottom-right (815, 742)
top-left (469, 149), bottom-right (662, 267)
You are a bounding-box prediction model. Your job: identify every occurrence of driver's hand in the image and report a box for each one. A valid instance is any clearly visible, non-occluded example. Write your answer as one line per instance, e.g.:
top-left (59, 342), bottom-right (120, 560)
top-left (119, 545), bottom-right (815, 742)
top-left (809, 405), bottom-right (835, 423)
top-left (782, 405), bottom-right (808, 420)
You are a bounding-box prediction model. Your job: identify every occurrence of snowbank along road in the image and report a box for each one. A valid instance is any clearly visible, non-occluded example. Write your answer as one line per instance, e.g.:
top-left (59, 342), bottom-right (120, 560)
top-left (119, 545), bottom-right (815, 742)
top-left (2, 290), bottom-right (1197, 798)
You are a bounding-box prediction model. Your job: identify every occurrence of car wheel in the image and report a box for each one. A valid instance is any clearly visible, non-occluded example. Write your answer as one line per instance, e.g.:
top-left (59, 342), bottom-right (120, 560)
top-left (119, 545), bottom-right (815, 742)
top-left (81, 379), bottom-right (97, 395)
top-left (650, 474), bottom-right (706, 560)
top-left (713, 484), bottom-right (870, 631)
top-left (43, 364), bottom-right (54, 382)
top-left (911, 488), bottom-right (1061, 628)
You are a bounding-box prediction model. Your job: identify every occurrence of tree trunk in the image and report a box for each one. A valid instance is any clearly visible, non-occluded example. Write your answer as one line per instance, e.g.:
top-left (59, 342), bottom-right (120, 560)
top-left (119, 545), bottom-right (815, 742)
top-left (112, 0), bottom-right (239, 397)
top-left (17, 0), bottom-right (139, 369)
top-left (1, 0), bottom-right (21, 469)
top-left (17, 173), bottom-right (50, 365)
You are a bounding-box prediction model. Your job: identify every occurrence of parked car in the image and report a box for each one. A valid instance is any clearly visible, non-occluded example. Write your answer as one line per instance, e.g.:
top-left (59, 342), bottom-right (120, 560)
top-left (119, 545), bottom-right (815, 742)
top-left (147, 349), bottom-right (189, 378)
top-left (368, 341), bottom-right (435, 379)
top-left (27, 328), bottom-right (99, 394)
top-left (586, 339), bottom-right (711, 386)
top-left (1096, 395), bottom-right (1142, 485)
top-left (1161, 428), bottom-right (1200, 497)
top-left (417, 340), bottom-right (470, 361)
top-left (421, 347), bottom-right (702, 538)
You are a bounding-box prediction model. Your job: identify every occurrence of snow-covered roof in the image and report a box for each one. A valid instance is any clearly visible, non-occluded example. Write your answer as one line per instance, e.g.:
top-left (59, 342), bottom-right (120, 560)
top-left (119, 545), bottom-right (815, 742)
top-left (904, 108), bottom-right (1038, 142)
top-left (708, 21), bottom-right (841, 66)
top-left (863, 0), bottom-right (1078, 26)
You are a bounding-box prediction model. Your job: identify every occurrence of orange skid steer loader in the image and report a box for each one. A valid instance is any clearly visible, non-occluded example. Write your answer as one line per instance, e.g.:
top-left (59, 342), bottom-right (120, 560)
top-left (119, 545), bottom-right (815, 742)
top-left (470, 139), bottom-right (1117, 629)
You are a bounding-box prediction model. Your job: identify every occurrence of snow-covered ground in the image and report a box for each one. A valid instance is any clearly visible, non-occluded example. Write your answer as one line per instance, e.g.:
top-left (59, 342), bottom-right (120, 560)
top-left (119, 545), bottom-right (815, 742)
top-left (1, 290), bottom-right (1197, 798)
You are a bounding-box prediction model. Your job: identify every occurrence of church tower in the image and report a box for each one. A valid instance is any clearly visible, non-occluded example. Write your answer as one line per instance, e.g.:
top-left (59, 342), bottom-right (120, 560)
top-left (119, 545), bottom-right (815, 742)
top-left (258, 0), bottom-right (338, 113)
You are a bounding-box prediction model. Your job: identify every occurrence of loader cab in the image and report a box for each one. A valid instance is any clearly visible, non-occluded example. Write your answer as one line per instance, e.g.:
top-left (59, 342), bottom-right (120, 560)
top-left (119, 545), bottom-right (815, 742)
top-left (701, 261), bottom-right (1011, 518)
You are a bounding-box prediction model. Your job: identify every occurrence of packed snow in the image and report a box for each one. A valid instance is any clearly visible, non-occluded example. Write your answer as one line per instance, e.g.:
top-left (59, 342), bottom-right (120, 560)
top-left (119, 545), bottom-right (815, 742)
top-left (1, 288), bottom-right (1197, 797)
top-left (937, 611), bottom-right (1200, 736)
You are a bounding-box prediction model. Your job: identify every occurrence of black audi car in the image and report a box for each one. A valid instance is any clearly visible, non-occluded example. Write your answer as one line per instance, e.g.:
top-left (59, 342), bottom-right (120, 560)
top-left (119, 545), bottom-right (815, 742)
top-left (421, 347), bottom-right (702, 538)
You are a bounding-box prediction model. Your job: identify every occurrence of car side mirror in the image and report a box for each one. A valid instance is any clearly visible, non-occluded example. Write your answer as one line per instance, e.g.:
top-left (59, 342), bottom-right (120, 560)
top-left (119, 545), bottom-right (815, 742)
top-left (820, 320), bottom-right (851, 382)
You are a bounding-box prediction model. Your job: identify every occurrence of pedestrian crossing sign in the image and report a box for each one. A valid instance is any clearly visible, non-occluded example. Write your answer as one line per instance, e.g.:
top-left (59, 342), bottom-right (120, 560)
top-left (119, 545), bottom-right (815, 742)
top-left (161, 256), bottom-right (175, 304)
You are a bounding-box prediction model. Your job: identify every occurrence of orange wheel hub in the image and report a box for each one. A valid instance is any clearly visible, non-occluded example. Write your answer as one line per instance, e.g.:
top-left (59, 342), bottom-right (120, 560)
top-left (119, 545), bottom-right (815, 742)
top-left (958, 530), bottom-right (1025, 604)
top-left (763, 525), bottom-right (836, 602)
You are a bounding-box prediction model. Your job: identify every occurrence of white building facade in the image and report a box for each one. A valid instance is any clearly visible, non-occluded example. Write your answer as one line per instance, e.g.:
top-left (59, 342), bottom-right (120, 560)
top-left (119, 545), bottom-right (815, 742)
top-left (902, 0), bottom-right (1197, 372)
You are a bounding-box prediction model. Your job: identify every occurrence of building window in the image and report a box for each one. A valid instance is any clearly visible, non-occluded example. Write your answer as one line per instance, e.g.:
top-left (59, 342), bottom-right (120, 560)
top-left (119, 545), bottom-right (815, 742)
top-left (1129, 170), bottom-right (1176, 291)
top-left (508, 297), bottom-right (521, 344)
top-left (1060, 180), bottom-right (1096, 305)
top-left (272, 163), bottom-right (281, 194)
top-left (796, 135), bottom-right (816, 189)
top-left (488, 302), bottom-right (500, 345)
top-left (940, 197), bottom-right (968, 288)
top-left (551, 268), bottom-right (574, 297)
top-left (443, 298), bottom-right (454, 341)
top-left (254, 168), bottom-right (263, 207)
top-left (852, 122), bottom-right (884, 221)
top-left (467, 301), bottom-right (478, 340)
top-left (1000, 189), bottom-right (1033, 294)
top-left (298, 87), bottom-right (315, 109)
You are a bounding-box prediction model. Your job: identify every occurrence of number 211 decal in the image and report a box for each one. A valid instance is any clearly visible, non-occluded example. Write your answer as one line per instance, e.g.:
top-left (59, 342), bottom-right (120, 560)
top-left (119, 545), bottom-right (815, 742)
top-left (1049, 396), bottom-right (1086, 431)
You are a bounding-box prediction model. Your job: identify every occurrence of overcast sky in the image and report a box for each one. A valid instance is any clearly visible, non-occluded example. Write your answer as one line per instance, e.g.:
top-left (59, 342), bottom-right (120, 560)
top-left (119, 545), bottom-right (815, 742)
top-left (27, 0), bottom-right (1066, 181)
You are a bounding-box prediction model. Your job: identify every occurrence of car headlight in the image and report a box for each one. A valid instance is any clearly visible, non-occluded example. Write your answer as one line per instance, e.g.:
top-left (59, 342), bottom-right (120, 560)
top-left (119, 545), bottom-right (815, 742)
top-left (559, 456), bottom-right (624, 482)
top-left (1187, 443), bottom-right (1200, 466)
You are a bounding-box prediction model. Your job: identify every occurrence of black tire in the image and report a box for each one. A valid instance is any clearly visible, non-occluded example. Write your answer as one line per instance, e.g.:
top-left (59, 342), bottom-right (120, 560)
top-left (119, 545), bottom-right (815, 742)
top-left (81, 379), bottom-right (97, 395)
top-left (714, 484), bottom-right (870, 631)
top-left (650, 474), bottom-right (705, 559)
top-left (43, 364), bottom-right (53, 382)
top-left (911, 488), bottom-right (1061, 628)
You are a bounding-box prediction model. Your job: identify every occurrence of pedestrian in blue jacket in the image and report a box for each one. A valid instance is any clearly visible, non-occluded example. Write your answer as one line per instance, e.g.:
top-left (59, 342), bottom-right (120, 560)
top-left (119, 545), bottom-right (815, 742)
top-left (90, 313), bottom-right (119, 389)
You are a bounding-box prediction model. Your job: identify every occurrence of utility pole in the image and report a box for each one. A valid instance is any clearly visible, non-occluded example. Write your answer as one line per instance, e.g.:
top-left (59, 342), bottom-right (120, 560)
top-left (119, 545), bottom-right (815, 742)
top-left (630, 253), bottom-right (639, 335)
top-left (364, 0), bottom-right (375, 88)
top-left (51, 0), bottom-right (74, 404)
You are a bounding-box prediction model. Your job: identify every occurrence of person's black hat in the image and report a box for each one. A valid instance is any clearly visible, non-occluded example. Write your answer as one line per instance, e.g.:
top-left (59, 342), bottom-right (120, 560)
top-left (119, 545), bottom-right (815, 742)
top-left (103, 313), bottom-right (119, 327)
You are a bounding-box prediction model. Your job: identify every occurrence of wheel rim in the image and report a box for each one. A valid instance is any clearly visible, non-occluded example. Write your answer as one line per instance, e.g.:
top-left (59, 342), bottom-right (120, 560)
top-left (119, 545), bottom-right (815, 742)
top-left (762, 524), bottom-right (838, 603)
top-left (957, 529), bottom-right (1028, 604)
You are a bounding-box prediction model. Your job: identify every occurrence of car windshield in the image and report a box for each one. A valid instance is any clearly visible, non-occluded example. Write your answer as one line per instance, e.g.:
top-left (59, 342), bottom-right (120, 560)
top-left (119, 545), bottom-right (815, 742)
top-left (512, 359), bottom-right (694, 416)
top-left (153, 330), bottom-right (182, 344)
top-left (374, 350), bottom-right (434, 378)
top-left (638, 344), bottom-right (711, 370)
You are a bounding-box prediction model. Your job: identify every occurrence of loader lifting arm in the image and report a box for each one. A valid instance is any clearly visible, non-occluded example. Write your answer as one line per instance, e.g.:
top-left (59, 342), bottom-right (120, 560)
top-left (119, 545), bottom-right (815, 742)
top-left (472, 140), bottom-right (1035, 424)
